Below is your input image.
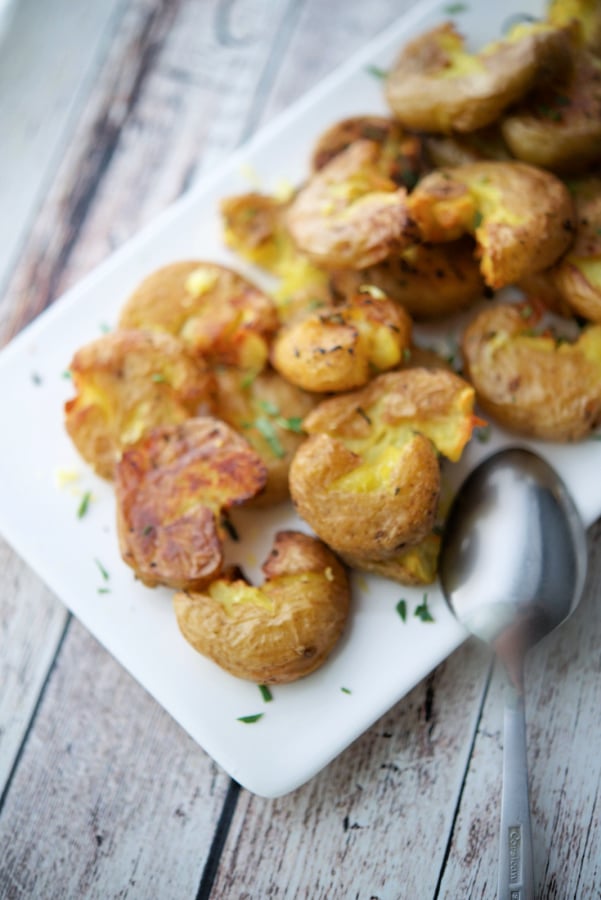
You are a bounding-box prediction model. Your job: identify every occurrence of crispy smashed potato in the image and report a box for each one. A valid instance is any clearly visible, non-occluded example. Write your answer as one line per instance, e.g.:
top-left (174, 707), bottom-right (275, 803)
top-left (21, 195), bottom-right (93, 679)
top-left (385, 21), bottom-right (571, 133)
top-left (331, 238), bottom-right (484, 320)
top-left (286, 141), bottom-right (414, 270)
top-left (214, 366), bottom-right (317, 505)
top-left (311, 115), bottom-right (426, 189)
top-left (461, 303), bottom-right (601, 440)
top-left (552, 176), bottom-right (601, 322)
top-left (502, 49), bottom-right (601, 173)
top-left (115, 418), bottom-right (267, 590)
top-left (289, 368), bottom-right (477, 559)
top-left (119, 261), bottom-right (278, 372)
top-left (220, 191), bottom-right (333, 320)
top-left (173, 530), bottom-right (350, 683)
top-left (65, 329), bottom-right (214, 479)
top-left (408, 161), bottom-right (575, 288)
top-left (271, 289), bottom-right (412, 392)
top-left (548, 0), bottom-right (601, 53)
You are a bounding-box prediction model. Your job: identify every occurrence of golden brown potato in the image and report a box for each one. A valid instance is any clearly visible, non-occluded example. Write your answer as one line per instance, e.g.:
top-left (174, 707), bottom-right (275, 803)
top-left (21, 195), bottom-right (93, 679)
top-left (408, 161), bottom-right (575, 288)
top-left (461, 303), bottom-right (601, 440)
top-left (214, 366), bottom-right (318, 505)
top-left (289, 368), bottom-right (477, 559)
top-left (341, 532), bottom-right (441, 586)
top-left (173, 530), bottom-right (350, 684)
top-left (65, 329), bottom-right (214, 479)
top-left (385, 21), bottom-right (571, 133)
top-left (220, 191), bottom-right (333, 320)
top-left (271, 289), bottom-right (412, 392)
top-left (551, 176), bottom-right (601, 322)
top-left (311, 115), bottom-right (427, 189)
top-left (115, 418), bottom-right (267, 590)
top-left (330, 238), bottom-right (485, 320)
top-left (285, 141), bottom-right (414, 270)
top-left (119, 261), bottom-right (278, 373)
top-left (548, 0), bottom-right (601, 54)
top-left (502, 50), bottom-right (601, 173)
top-left (424, 126), bottom-right (513, 169)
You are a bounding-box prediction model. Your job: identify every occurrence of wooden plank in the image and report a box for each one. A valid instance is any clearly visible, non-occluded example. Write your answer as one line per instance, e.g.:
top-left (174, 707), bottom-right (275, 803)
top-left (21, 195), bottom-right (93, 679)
top-left (0, 619), bottom-right (231, 898)
top-left (0, 0), bottom-right (123, 292)
top-left (209, 639), bottom-right (491, 898)
top-left (437, 520), bottom-right (601, 898)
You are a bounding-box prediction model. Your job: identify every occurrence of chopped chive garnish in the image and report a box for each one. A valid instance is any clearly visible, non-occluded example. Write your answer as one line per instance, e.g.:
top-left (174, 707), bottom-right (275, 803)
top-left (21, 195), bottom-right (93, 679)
top-left (95, 558), bottom-right (110, 581)
top-left (221, 516), bottom-right (239, 541)
top-left (97, 587), bottom-right (111, 594)
top-left (402, 347), bottom-right (412, 363)
top-left (237, 713), bottom-right (264, 723)
top-left (414, 594), bottom-right (435, 623)
top-left (356, 406), bottom-right (372, 425)
top-left (62, 370), bottom-right (72, 379)
top-left (255, 416), bottom-right (285, 458)
top-left (473, 210), bottom-right (483, 230)
top-left (258, 684), bottom-right (273, 702)
top-left (341, 687), bottom-right (352, 695)
top-left (444, 2), bottom-right (468, 13)
top-left (240, 371), bottom-right (257, 389)
top-left (276, 416), bottom-right (304, 433)
top-left (396, 599), bottom-right (407, 622)
top-left (520, 304), bottom-right (533, 319)
top-left (99, 323), bottom-right (111, 333)
top-left (476, 424), bottom-right (491, 443)
top-left (151, 373), bottom-right (168, 383)
top-left (259, 399), bottom-right (280, 416)
top-left (366, 64), bottom-right (388, 80)
top-left (77, 491), bottom-right (92, 519)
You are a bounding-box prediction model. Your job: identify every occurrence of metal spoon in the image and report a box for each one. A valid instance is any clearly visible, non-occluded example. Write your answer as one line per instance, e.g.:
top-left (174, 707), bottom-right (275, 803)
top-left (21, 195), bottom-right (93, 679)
top-left (439, 447), bottom-right (587, 900)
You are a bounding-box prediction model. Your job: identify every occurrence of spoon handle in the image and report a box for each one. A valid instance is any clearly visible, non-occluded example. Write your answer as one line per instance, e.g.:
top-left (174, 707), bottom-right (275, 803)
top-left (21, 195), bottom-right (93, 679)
top-left (498, 686), bottom-right (534, 900)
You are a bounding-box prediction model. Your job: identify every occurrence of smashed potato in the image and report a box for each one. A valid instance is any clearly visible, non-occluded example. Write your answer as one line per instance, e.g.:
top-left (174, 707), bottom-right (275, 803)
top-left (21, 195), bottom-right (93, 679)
top-left (461, 303), bottom-right (601, 440)
top-left (285, 141), bottom-right (413, 270)
top-left (502, 49), bottom-right (601, 173)
top-left (173, 531), bottom-right (350, 683)
top-left (115, 418), bottom-right (267, 590)
top-left (65, 329), bottom-right (214, 479)
top-left (311, 115), bottom-right (426, 189)
top-left (119, 261), bottom-right (278, 372)
top-left (408, 161), bottom-right (575, 288)
top-left (385, 21), bottom-right (571, 133)
top-left (552, 176), bottom-right (601, 322)
top-left (331, 238), bottom-right (485, 321)
top-left (548, 0), bottom-right (601, 53)
top-left (214, 366), bottom-right (317, 505)
top-left (271, 289), bottom-right (412, 392)
top-left (289, 368), bottom-right (477, 559)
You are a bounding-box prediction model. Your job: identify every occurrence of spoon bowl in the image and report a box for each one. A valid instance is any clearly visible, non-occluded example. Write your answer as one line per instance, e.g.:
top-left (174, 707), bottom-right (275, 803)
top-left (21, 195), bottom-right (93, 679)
top-left (439, 447), bottom-right (588, 900)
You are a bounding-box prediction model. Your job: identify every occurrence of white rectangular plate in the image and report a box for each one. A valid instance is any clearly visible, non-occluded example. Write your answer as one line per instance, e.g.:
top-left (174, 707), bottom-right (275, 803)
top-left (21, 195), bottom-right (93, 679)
top-left (1, 0), bottom-right (599, 798)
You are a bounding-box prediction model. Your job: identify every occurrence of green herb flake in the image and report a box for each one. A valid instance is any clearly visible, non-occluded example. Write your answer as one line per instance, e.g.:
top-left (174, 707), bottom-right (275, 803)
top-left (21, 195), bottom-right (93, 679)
top-left (402, 347), bottom-right (412, 363)
top-left (259, 399), bottom-right (280, 417)
top-left (276, 416), bottom-right (304, 433)
top-left (308, 298), bottom-right (326, 310)
top-left (476, 424), bottom-right (491, 443)
top-left (443, 2), bottom-right (468, 13)
top-left (99, 322), bottom-right (111, 334)
top-left (77, 491), bottom-right (92, 519)
top-left (255, 415), bottom-right (285, 458)
top-left (258, 684), bottom-right (273, 702)
top-left (472, 210), bottom-right (483, 230)
top-left (356, 406), bottom-right (372, 425)
top-left (414, 594), bottom-right (435, 623)
top-left (142, 524), bottom-right (154, 537)
top-left (589, 432), bottom-right (601, 441)
top-left (341, 687), bottom-right (352, 695)
top-left (237, 713), bottom-right (264, 724)
top-left (95, 558), bottom-right (110, 582)
top-left (62, 370), bottom-right (72, 380)
top-left (240, 371), bottom-right (257, 389)
top-left (366, 64), bottom-right (388, 80)
top-left (396, 599), bottom-right (407, 622)
top-left (97, 587), bottom-right (111, 595)
top-left (596, 228), bottom-right (601, 237)
top-left (151, 373), bottom-right (168, 383)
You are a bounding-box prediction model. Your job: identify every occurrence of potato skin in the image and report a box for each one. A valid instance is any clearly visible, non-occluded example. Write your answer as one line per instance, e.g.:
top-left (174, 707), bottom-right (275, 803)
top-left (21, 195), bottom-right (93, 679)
top-left (65, 329), bottom-right (214, 479)
top-left (214, 366), bottom-right (318, 505)
top-left (330, 238), bottom-right (484, 321)
top-left (461, 303), bottom-right (601, 440)
top-left (115, 417), bottom-right (267, 590)
top-left (289, 368), bottom-right (476, 559)
top-left (119, 261), bottom-right (278, 372)
top-left (502, 50), bottom-right (601, 173)
top-left (173, 531), bottom-right (350, 684)
top-left (551, 176), bottom-right (601, 322)
top-left (408, 161), bottom-right (575, 288)
top-left (385, 22), bottom-right (571, 133)
top-left (271, 290), bottom-right (412, 392)
top-left (341, 532), bottom-right (441, 586)
top-left (285, 141), bottom-right (413, 270)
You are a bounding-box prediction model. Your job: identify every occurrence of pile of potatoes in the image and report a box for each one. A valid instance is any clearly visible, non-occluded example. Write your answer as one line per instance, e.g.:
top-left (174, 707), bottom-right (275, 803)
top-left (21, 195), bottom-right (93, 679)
top-left (65, 0), bottom-right (601, 684)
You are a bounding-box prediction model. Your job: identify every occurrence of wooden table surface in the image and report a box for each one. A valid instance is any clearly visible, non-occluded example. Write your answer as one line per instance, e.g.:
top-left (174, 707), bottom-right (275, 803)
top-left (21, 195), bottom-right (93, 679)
top-left (1, 1), bottom-right (600, 897)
